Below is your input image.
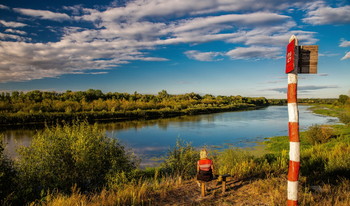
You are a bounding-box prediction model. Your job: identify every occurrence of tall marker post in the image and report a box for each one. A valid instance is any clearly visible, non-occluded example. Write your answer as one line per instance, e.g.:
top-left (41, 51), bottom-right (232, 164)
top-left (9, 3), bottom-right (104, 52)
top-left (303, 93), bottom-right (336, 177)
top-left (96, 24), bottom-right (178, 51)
top-left (286, 35), bottom-right (300, 206)
top-left (285, 35), bottom-right (318, 206)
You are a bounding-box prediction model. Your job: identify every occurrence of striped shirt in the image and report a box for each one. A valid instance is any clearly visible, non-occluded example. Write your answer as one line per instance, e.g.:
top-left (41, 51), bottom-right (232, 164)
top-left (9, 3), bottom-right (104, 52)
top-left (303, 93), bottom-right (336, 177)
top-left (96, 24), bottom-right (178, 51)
top-left (198, 159), bottom-right (213, 171)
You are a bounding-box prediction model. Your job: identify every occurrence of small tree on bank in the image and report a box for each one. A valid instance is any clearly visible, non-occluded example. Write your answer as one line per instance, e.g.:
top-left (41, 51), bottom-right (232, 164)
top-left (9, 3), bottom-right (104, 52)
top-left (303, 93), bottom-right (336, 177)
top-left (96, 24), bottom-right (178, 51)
top-left (16, 121), bottom-right (138, 203)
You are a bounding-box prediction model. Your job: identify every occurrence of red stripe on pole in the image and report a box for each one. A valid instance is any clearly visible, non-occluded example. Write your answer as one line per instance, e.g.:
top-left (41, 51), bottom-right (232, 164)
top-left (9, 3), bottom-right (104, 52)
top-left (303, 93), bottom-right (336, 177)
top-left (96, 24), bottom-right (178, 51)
top-left (287, 83), bottom-right (297, 103)
top-left (288, 122), bottom-right (299, 142)
top-left (287, 199), bottom-right (298, 206)
top-left (288, 160), bottom-right (300, 181)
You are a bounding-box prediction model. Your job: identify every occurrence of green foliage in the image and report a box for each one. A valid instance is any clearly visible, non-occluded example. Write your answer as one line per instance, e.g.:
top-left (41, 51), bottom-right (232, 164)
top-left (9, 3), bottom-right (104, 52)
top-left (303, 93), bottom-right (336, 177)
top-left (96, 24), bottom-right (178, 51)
top-left (339, 112), bottom-right (350, 124)
top-left (215, 148), bottom-right (254, 178)
top-left (325, 142), bottom-right (350, 176)
top-left (160, 139), bottom-right (199, 179)
top-left (214, 148), bottom-right (288, 179)
top-left (15, 121), bottom-right (138, 203)
top-left (304, 124), bottom-right (334, 145)
top-left (0, 138), bottom-right (16, 205)
top-left (264, 122), bottom-right (350, 184)
top-left (338, 94), bottom-right (349, 105)
top-left (0, 90), bottom-right (270, 125)
top-left (301, 140), bottom-right (350, 183)
top-left (264, 136), bottom-right (289, 153)
top-left (309, 97), bottom-right (350, 125)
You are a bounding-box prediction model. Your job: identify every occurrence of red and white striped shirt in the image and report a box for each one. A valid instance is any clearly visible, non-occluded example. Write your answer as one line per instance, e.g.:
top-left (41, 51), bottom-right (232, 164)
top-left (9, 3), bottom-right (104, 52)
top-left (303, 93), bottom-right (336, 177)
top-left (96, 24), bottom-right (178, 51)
top-left (198, 159), bottom-right (213, 171)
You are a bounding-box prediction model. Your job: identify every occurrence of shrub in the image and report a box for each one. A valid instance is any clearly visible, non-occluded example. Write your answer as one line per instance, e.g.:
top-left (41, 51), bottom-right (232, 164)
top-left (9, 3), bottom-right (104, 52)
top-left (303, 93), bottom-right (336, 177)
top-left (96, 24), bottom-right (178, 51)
top-left (215, 148), bottom-right (254, 177)
top-left (325, 142), bottom-right (350, 178)
top-left (304, 124), bottom-right (334, 145)
top-left (339, 112), bottom-right (350, 124)
top-left (0, 138), bottom-right (16, 205)
top-left (15, 121), bottom-right (138, 203)
top-left (160, 139), bottom-right (199, 179)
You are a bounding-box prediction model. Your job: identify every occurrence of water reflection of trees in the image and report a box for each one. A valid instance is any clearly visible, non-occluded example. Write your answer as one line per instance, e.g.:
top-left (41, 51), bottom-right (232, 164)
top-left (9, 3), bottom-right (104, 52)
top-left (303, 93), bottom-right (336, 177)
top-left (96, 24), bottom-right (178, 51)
top-left (98, 114), bottom-right (216, 132)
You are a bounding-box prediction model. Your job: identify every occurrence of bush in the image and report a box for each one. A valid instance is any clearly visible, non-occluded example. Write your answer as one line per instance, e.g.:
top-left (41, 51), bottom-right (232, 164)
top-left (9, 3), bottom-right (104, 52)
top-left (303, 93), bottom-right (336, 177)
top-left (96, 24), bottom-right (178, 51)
top-left (304, 124), bottom-right (335, 145)
top-left (339, 112), bottom-right (350, 124)
top-left (160, 139), bottom-right (199, 179)
top-left (325, 142), bottom-right (350, 178)
top-left (301, 141), bottom-right (350, 184)
top-left (15, 121), bottom-right (138, 203)
top-left (0, 138), bottom-right (16, 205)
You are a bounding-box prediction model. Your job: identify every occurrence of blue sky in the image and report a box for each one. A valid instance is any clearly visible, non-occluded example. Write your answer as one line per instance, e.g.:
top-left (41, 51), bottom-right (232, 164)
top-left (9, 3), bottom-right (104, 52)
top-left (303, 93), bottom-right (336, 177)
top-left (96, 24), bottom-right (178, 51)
top-left (0, 0), bottom-right (349, 98)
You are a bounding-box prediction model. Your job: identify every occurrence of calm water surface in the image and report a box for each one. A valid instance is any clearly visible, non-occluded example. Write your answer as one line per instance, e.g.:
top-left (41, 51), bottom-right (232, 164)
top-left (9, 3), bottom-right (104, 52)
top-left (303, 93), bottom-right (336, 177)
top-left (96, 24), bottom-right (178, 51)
top-left (1, 106), bottom-right (339, 166)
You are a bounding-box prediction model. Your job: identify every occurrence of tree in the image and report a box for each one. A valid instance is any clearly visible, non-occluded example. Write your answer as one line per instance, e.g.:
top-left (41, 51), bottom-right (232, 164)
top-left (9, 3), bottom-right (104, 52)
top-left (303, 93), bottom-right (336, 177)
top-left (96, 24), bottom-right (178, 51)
top-left (85, 89), bottom-right (104, 102)
top-left (338, 94), bottom-right (349, 105)
top-left (158, 90), bottom-right (170, 100)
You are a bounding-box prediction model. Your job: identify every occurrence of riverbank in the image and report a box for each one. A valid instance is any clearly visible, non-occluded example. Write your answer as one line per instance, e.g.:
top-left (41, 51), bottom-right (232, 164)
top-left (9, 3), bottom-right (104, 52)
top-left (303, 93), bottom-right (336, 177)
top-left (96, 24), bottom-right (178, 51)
top-left (0, 103), bottom-right (262, 127)
top-left (0, 90), bottom-right (273, 127)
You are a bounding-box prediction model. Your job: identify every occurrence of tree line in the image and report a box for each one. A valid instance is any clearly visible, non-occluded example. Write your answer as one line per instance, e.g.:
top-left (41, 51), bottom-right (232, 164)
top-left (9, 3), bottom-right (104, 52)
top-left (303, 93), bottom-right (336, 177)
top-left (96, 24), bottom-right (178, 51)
top-left (0, 89), bottom-right (271, 125)
top-left (0, 89), bottom-right (342, 125)
top-left (0, 89), bottom-right (270, 113)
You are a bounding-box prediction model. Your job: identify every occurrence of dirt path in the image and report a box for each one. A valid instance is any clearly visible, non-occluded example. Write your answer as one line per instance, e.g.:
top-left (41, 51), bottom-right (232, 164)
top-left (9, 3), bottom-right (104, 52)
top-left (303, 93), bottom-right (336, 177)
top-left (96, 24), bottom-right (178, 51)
top-left (154, 177), bottom-right (280, 206)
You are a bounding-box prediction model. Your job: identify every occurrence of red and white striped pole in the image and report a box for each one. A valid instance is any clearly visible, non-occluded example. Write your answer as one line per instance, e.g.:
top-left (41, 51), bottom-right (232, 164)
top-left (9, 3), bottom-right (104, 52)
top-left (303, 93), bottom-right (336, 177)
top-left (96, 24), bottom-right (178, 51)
top-left (287, 35), bottom-right (300, 206)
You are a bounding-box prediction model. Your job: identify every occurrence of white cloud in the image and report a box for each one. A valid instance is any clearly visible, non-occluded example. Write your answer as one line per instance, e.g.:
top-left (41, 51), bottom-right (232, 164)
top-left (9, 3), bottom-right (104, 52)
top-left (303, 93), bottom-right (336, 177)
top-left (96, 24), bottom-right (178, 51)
top-left (185, 50), bottom-right (222, 61)
top-left (0, 38), bottom-right (167, 82)
top-left (0, 0), bottom-right (320, 83)
top-left (0, 32), bottom-right (31, 41)
top-left (86, 71), bottom-right (108, 75)
top-left (0, 20), bottom-right (27, 28)
top-left (13, 8), bottom-right (71, 21)
top-left (340, 39), bottom-right (350, 47)
top-left (341, 52), bottom-right (350, 60)
top-left (319, 52), bottom-right (339, 57)
top-left (226, 46), bottom-right (282, 60)
top-left (303, 3), bottom-right (350, 25)
top-left (4, 29), bottom-right (27, 35)
top-left (63, 5), bottom-right (84, 16)
top-left (0, 4), bottom-right (9, 10)
top-left (268, 85), bottom-right (339, 94)
top-left (171, 12), bottom-right (291, 34)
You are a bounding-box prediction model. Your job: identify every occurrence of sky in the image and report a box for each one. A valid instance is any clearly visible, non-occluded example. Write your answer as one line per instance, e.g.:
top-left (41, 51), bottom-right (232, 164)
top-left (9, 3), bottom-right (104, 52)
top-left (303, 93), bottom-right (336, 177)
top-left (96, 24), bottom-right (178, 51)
top-left (0, 0), bottom-right (349, 98)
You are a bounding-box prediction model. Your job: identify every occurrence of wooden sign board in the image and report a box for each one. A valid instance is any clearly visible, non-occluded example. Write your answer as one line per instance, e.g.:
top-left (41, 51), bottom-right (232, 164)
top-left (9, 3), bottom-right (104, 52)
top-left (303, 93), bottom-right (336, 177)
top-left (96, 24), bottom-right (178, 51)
top-left (298, 45), bottom-right (318, 74)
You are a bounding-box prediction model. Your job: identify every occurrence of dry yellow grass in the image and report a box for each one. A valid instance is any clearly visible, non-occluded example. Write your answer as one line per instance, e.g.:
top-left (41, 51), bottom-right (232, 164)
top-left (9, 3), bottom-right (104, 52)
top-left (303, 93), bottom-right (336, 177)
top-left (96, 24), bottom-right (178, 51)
top-left (32, 176), bottom-right (350, 206)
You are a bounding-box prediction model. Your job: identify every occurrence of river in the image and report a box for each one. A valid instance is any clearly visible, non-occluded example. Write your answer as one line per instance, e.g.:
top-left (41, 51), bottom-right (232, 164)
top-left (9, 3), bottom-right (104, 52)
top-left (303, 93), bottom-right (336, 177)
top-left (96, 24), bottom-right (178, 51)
top-left (1, 106), bottom-right (339, 166)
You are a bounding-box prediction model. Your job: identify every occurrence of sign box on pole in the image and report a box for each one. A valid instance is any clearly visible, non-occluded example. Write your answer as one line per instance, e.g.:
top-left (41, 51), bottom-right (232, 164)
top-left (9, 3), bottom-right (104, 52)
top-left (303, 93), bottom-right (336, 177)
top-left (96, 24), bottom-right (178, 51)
top-left (298, 45), bottom-right (318, 74)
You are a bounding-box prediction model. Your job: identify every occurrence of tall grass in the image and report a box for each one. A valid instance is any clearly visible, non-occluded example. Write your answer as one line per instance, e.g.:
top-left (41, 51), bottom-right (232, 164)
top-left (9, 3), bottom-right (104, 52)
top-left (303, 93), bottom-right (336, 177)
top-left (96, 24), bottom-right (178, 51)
top-left (160, 139), bottom-right (199, 180)
top-left (214, 147), bottom-right (288, 179)
top-left (32, 174), bottom-right (183, 206)
top-left (240, 176), bottom-right (350, 206)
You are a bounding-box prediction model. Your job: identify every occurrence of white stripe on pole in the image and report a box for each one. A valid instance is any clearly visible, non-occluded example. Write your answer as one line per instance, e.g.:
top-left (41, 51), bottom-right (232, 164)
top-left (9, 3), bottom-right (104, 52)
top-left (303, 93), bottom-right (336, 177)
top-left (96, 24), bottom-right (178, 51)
top-left (288, 103), bottom-right (298, 122)
top-left (288, 73), bottom-right (298, 84)
top-left (289, 142), bottom-right (300, 162)
top-left (287, 180), bottom-right (298, 200)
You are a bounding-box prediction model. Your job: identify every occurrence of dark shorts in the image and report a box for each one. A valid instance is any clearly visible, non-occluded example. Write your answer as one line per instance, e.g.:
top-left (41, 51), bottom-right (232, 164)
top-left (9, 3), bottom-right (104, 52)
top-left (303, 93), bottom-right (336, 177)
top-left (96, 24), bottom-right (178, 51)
top-left (197, 170), bottom-right (213, 182)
